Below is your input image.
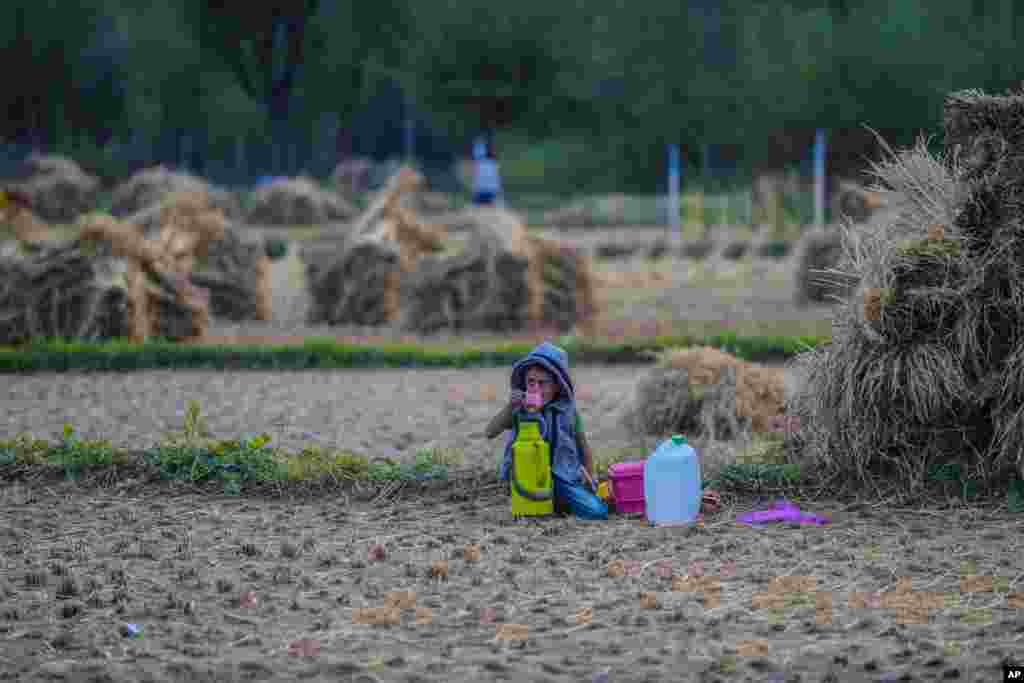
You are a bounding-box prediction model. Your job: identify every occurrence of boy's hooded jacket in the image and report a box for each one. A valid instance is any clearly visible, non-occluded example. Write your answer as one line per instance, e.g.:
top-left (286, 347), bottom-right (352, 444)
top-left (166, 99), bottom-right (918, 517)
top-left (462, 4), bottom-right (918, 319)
top-left (499, 341), bottom-right (583, 485)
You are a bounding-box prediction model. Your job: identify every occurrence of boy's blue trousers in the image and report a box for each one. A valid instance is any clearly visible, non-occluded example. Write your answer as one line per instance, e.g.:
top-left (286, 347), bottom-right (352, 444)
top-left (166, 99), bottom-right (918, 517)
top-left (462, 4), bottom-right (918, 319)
top-left (553, 474), bottom-right (609, 520)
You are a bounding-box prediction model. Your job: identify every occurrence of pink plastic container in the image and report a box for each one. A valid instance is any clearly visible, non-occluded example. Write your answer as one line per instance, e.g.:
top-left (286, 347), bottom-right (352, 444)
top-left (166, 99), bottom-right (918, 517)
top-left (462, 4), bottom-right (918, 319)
top-left (608, 461), bottom-right (646, 514)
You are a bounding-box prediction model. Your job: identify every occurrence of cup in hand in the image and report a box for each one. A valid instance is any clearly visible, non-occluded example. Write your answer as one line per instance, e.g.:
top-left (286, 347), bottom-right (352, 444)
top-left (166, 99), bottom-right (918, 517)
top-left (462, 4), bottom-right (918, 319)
top-left (525, 387), bottom-right (544, 411)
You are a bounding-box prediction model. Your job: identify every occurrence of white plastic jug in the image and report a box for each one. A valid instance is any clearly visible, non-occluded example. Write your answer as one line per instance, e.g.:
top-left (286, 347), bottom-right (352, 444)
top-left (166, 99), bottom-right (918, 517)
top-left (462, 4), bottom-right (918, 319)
top-left (644, 434), bottom-right (702, 526)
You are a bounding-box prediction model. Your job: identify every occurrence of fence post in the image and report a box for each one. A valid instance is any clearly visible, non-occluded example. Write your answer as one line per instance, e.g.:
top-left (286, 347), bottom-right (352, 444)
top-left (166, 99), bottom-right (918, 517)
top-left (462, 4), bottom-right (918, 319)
top-left (667, 143), bottom-right (680, 247)
top-left (234, 135), bottom-right (245, 183)
top-left (814, 128), bottom-right (827, 228)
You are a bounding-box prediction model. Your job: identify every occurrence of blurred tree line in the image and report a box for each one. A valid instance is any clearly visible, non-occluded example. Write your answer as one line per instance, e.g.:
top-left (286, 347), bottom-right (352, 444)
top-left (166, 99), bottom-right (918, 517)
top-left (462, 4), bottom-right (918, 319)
top-left (0, 0), bottom-right (1020, 191)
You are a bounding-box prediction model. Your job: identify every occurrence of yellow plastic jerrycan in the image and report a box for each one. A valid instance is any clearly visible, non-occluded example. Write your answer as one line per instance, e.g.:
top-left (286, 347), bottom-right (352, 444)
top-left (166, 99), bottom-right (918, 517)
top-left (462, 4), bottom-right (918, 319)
top-left (510, 418), bottom-right (554, 517)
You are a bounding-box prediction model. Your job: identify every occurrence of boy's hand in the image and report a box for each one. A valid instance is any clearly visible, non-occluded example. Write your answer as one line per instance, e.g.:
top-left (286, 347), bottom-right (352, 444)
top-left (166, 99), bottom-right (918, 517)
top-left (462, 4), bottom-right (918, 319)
top-left (580, 467), bottom-right (597, 492)
top-left (509, 388), bottom-right (525, 408)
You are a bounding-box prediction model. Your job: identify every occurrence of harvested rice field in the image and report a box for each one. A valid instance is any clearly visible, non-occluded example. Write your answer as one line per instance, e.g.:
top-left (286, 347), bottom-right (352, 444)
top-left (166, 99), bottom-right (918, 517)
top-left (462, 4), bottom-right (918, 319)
top-left (0, 480), bottom-right (1021, 682)
top-left (4, 221), bottom-right (1021, 682)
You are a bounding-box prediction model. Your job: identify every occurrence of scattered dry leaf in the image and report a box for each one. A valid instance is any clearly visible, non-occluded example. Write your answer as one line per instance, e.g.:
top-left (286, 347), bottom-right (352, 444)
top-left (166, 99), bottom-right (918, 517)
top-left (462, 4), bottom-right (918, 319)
top-left (736, 639), bottom-right (770, 657)
top-left (606, 560), bottom-right (625, 578)
top-left (720, 559), bottom-right (737, 579)
top-left (287, 638), bottom-right (321, 657)
top-left (352, 606), bottom-right (401, 626)
top-left (1008, 592), bottom-right (1024, 609)
top-left (414, 607), bottom-right (433, 625)
top-left (639, 591), bottom-right (659, 610)
top-left (960, 575), bottom-right (994, 594)
top-left (575, 607), bottom-right (593, 625)
top-left (494, 623), bottom-right (530, 642)
top-left (463, 544), bottom-right (482, 562)
top-left (430, 560), bottom-right (449, 580)
top-left (384, 590), bottom-right (417, 609)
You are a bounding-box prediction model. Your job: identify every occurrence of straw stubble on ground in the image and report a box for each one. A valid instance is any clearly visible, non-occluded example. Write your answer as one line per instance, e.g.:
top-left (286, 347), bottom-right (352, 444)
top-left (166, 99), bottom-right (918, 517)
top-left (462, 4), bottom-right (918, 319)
top-left (0, 484), bottom-right (1020, 682)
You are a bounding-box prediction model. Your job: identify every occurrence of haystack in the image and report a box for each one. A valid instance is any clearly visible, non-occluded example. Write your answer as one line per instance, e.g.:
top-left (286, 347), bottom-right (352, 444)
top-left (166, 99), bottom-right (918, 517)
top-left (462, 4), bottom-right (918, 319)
top-left (306, 166), bottom-right (600, 333)
top-left (5, 154), bottom-right (100, 223)
top-left (400, 207), bottom-right (599, 334)
top-left (0, 235), bottom-right (133, 346)
top-left (786, 89), bottom-right (1024, 497)
top-left (621, 346), bottom-right (787, 440)
top-left (77, 212), bottom-right (212, 342)
top-left (245, 176), bottom-right (358, 226)
top-left (109, 165), bottom-right (241, 219)
top-left (306, 166), bottom-right (445, 326)
top-left (127, 192), bottom-right (272, 322)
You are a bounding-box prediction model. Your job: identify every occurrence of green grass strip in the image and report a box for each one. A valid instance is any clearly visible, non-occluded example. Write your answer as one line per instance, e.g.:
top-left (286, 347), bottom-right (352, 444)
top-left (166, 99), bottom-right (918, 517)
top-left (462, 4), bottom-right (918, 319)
top-left (0, 334), bottom-right (830, 373)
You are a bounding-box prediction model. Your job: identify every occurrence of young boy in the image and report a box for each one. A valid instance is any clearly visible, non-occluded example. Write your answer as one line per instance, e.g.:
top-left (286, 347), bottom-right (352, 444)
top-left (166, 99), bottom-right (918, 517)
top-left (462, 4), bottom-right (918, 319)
top-left (485, 341), bottom-right (609, 520)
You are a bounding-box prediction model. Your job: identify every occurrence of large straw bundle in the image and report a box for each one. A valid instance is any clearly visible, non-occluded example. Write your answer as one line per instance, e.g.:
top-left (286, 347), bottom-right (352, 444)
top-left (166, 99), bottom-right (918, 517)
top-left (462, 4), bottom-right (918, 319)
top-left (400, 207), bottom-right (599, 334)
top-left (787, 89), bottom-right (1024, 497)
top-left (245, 176), bottom-right (358, 226)
top-left (0, 235), bottom-right (133, 346)
top-left (128, 192), bottom-right (272, 322)
top-left (622, 347), bottom-right (787, 440)
top-left (109, 166), bottom-right (241, 219)
top-left (400, 207), bottom-right (537, 333)
top-left (77, 212), bottom-right (210, 342)
top-left (306, 167), bottom-right (600, 333)
top-left (306, 166), bottom-right (441, 326)
top-left (5, 154), bottom-right (100, 223)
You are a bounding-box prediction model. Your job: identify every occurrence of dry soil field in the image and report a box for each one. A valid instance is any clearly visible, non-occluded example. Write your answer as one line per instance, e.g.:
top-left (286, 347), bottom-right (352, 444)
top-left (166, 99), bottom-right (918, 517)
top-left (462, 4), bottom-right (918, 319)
top-left (3, 224), bottom-right (1022, 682)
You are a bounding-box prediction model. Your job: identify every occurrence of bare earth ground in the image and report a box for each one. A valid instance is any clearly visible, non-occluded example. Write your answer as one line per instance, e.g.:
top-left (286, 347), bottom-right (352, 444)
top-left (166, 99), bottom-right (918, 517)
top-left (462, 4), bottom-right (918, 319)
top-left (0, 484), bottom-right (1021, 682)
top-left (3, 225), bottom-right (1023, 681)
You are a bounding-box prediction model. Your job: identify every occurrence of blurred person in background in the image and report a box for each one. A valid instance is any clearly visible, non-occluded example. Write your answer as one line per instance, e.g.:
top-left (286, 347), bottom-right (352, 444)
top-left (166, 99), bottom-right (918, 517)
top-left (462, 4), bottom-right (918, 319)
top-left (471, 136), bottom-right (503, 206)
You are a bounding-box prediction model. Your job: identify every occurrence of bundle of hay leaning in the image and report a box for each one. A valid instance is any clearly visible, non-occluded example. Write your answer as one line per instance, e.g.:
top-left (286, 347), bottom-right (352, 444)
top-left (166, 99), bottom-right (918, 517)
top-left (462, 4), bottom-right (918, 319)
top-left (127, 192), bottom-right (273, 322)
top-left (787, 88), bottom-right (1024, 496)
top-left (305, 166), bottom-right (445, 326)
top-left (77, 202), bottom-right (224, 342)
top-left (305, 166), bottom-right (599, 333)
top-left (0, 193), bottom-right (212, 345)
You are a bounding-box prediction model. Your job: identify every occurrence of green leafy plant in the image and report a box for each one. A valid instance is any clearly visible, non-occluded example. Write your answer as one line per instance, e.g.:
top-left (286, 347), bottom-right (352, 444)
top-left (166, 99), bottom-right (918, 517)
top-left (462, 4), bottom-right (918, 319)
top-left (283, 446), bottom-right (370, 481)
top-left (366, 450), bottom-right (451, 482)
top-left (46, 424), bottom-right (126, 480)
top-left (708, 462), bottom-right (802, 490)
top-left (926, 462), bottom-right (979, 501)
